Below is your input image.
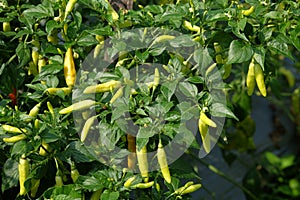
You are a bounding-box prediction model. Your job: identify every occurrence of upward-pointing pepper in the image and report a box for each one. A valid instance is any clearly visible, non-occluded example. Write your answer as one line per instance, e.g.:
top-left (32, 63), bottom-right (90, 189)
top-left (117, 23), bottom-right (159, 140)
top-left (29, 102), bottom-right (41, 118)
top-left (64, 0), bottom-right (77, 20)
top-left (70, 162), bottom-right (80, 183)
top-left (153, 68), bottom-right (160, 92)
top-left (81, 115), bottom-right (97, 142)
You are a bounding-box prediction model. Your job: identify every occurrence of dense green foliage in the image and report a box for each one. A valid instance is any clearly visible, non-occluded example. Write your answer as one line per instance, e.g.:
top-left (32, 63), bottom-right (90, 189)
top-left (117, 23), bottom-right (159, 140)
top-left (0, 0), bottom-right (299, 199)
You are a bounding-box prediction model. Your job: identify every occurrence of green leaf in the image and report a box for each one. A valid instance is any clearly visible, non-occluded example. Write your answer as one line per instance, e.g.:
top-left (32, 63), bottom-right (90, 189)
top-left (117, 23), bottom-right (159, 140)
top-left (170, 35), bottom-right (195, 47)
top-left (110, 41), bottom-right (127, 58)
top-left (144, 5), bottom-right (164, 14)
top-left (231, 27), bottom-right (249, 42)
top-left (28, 160), bottom-right (49, 179)
top-left (135, 50), bottom-right (149, 63)
top-left (97, 123), bottom-right (120, 150)
top-left (69, 11), bottom-right (83, 35)
top-left (237, 17), bottom-right (247, 31)
top-left (101, 190), bottom-right (119, 200)
top-left (149, 46), bottom-right (166, 56)
top-left (111, 100), bottom-right (128, 121)
top-left (210, 103), bottom-right (238, 120)
top-left (206, 10), bottom-right (227, 22)
top-left (187, 76), bottom-right (204, 84)
top-left (42, 130), bottom-right (61, 143)
top-left (45, 20), bottom-right (61, 34)
top-left (161, 80), bottom-right (178, 101)
top-left (177, 102), bottom-right (197, 121)
top-left (45, 75), bottom-right (60, 88)
top-left (11, 29), bottom-right (32, 41)
top-left (162, 123), bottom-right (177, 139)
top-left (2, 158), bottom-right (19, 192)
top-left (33, 64), bottom-right (63, 80)
top-left (144, 105), bottom-right (159, 118)
top-left (277, 185), bottom-right (293, 196)
top-left (173, 124), bottom-right (198, 148)
top-left (289, 179), bottom-right (300, 197)
top-left (11, 140), bottom-right (32, 157)
top-left (155, 12), bottom-right (182, 24)
top-left (16, 42), bottom-right (31, 67)
top-left (259, 28), bottom-right (273, 43)
top-left (135, 117), bottom-right (152, 126)
top-left (290, 24), bottom-right (300, 51)
top-left (77, 34), bottom-right (98, 47)
top-left (136, 137), bottom-right (148, 152)
top-left (136, 108), bottom-right (148, 116)
top-left (78, 0), bottom-right (104, 10)
top-left (229, 18), bottom-right (249, 41)
top-left (27, 92), bottom-right (44, 100)
top-left (137, 126), bottom-right (155, 139)
top-left (165, 111), bottom-right (181, 122)
top-left (227, 40), bottom-right (253, 64)
top-left (63, 141), bottom-right (97, 163)
top-left (253, 47), bottom-right (266, 70)
top-left (265, 152), bottom-right (281, 166)
top-left (178, 81), bottom-right (198, 98)
top-left (83, 26), bottom-right (114, 37)
top-left (264, 11), bottom-right (282, 19)
top-left (79, 174), bottom-right (109, 191)
top-left (25, 83), bottom-right (48, 91)
top-left (194, 48), bottom-right (214, 72)
top-left (159, 101), bottom-right (174, 114)
top-left (267, 39), bottom-right (293, 59)
top-left (280, 155), bottom-right (295, 170)
top-left (116, 31), bottom-right (144, 49)
top-left (44, 185), bottom-right (82, 200)
top-left (18, 14), bottom-right (35, 31)
top-left (23, 4), bottom-right (54, 19)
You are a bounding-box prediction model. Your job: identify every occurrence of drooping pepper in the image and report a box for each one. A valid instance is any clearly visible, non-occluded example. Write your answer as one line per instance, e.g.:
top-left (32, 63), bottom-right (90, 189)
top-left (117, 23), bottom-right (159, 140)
top-left (157, 140), bottom-right (171, 184)
top-left (19, 155), bottom-right (30, 195)
top-left (136, 145), bottom-right (149, 183)
top-left (64, 47), bottom-right (76, 87)
top-left (127, 134), bottom-right (136, 169)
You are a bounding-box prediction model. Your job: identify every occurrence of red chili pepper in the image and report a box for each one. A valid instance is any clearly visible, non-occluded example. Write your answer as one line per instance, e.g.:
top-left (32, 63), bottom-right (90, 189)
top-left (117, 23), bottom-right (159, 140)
top-left (8, 88), bottom-right (17, 106)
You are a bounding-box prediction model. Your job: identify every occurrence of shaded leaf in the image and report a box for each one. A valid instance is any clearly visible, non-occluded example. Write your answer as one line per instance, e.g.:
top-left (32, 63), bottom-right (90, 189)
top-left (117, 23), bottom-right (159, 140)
top-left (253, 47), bottom-right (266, 70)
top-left (101, 190), bottom-right (119, 200)
top-left (23, 4), bottom-right (54, 19)
top-left (2, 158), bottom-right (19, 192)
top-left (211, 103), bottom-right (238, 120)
top-left (227, 40), bottom-right (253, 64)
top-left (267, 40), bottom-right (293, 59)
top-left (194, 48), bottom-right (214, 72)
top-left (16, 42), bottom-right (31, 67)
